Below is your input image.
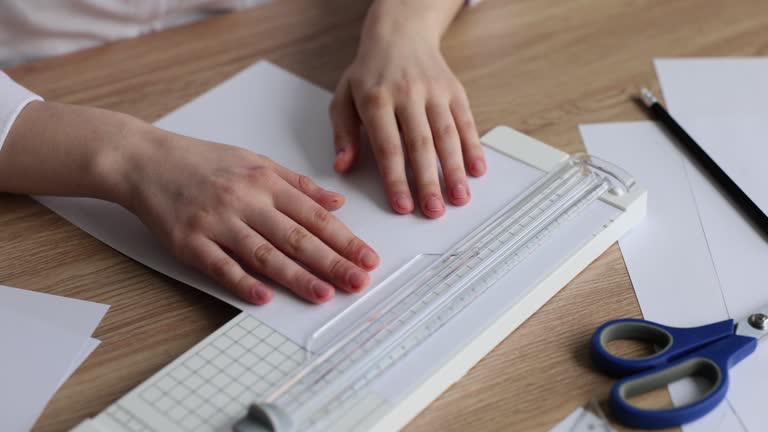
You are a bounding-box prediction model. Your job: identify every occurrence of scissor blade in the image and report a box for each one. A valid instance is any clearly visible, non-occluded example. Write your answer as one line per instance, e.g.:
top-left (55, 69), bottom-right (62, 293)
top-left (735, 304), bottom-right (768, 341)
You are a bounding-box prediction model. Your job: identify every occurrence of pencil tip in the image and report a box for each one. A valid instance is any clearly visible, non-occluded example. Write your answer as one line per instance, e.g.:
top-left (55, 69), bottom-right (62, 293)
top-left (640, 88), bottom-right (657, 107)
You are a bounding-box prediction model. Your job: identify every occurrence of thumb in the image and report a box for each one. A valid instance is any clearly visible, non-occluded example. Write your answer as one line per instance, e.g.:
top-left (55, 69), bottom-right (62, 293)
top-left (329, 80), bottom-right (361, 173)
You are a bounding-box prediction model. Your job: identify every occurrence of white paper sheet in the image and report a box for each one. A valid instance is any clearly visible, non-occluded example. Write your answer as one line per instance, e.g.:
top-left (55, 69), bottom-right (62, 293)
top-left (37, 62), bottom-right (545, 347)
top-left (580, 122), bottom-right (727, 325)
top-left (674, 114), bottom-right (768, 217)
top-left (0, 309), bottom-right (92, 431)
top-left (0, 284), bottom-right (108, 336)
top-left (59, 338), bottom-right (101, 390)
top-left (656, 58), bottom-right (768, 218)
top-left (0, 285), bottom-right (107, 429)
top-left (655, 57), bottom-right (768, 117)
top-left (582, 121), bottom-right (767, 431)
top-left (657, 57), bottom-right (768, 432)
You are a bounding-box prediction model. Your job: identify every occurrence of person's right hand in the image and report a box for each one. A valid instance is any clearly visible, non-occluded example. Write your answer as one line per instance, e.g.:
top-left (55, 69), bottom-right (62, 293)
top-left (119, 130), bottom-right (380, 305)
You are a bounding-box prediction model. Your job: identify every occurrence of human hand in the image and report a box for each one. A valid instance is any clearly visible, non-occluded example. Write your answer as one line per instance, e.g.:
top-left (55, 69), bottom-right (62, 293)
top-left (330, 11), bottom-right (486, 218)
top-left (120, 130), bottom-right (380, 305)
top-left (0, 101), bottom-right (378, 306)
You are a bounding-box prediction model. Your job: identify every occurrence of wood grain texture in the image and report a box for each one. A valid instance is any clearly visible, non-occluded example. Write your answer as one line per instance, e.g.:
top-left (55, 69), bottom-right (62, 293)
top-left (2, 0), bottom-right (765, 430)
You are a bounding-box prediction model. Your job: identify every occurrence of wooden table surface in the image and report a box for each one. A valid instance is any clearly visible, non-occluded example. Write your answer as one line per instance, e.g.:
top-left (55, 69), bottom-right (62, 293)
top-left (3, 0), bottom-right (766, 430)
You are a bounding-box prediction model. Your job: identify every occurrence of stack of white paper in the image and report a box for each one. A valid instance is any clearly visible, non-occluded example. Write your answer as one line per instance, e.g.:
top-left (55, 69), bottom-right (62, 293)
top-left (581, 58), bottom-right (768, 431)
top-left (0, 285), bottom-right (108, 431)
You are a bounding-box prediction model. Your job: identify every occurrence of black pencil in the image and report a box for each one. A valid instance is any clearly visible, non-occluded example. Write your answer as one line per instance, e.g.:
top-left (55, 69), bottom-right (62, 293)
top-left (640, 88), bottom-right (768, 240)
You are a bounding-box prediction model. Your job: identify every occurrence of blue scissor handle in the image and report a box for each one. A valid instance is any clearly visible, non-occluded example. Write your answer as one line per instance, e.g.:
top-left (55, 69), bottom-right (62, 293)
top-left (590, 318), bottom-right (734, 377)
top-left (590, 318), bottom-right (757, 429)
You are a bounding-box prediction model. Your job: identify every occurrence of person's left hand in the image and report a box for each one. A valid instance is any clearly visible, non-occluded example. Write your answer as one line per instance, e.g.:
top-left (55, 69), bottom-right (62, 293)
top-left (330, 24), bottom-right (486, 219)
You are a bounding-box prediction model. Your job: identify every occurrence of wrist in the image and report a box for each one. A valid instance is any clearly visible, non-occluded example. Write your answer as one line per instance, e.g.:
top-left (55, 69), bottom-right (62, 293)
top-left (90, 114), bottom-right (156, 209)
top-left (361, 1), bottom-right (444, 51)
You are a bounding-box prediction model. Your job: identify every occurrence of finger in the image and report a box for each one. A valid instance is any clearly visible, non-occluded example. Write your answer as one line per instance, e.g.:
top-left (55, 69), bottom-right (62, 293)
top-left (217, 220), bottom-right (337, 304)
top-left (451, 93), bottom-right (486, 177)
top-left (355, 90), bottom-right (414, 214)
top-left (329, 79), bottom-right (361, 173)
top-left (427, 101), bottom-right (470, 206)
top-left (397, 104), bottom-right (445, 218)
top-left (245, 208), bottom-right (371, 293)
top-left (266, 162), bottom-right (345, 211)
top-left (182, 236), bottom-right (273, 305)
top-left (272, 181), bottom-right (380, 271)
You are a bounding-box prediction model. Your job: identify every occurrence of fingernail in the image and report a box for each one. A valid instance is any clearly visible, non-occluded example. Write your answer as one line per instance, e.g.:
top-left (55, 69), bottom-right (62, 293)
top-left (252, 286), bottom-right (272, 304)
top-left (321, 190), bottom-right (344, 208)
top-left (425, 196), bottom-right (443, 212)
top-left (348, 270), bottom-right (368, 291)
top-left (333, 151), bottom-right (348, 172)
top-left (452, 184), bottom-right (468, 200)
top-left (471, 160), bottom-right (486, 176)
top-left (360, 249), bottom-right (380, 269)
top-left (327, 191), bottom-right (344, 202)
top-left (394, 193), bottom-right (413, 212)
top-left (311, 281), bottom-right (334, 301)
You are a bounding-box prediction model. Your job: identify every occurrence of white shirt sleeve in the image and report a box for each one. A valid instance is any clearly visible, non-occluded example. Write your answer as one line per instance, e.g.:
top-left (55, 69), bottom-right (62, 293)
top-left (0, 72), bottom-right (42, 151)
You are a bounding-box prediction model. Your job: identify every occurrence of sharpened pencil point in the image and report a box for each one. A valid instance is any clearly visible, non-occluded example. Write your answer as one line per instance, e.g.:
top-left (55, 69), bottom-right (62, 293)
top-left (640, 88), bottom-right (658, 107)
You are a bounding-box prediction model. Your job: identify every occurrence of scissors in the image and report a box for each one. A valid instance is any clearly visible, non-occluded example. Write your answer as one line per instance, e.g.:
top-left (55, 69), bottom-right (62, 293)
top-left (590, 306), bottom-right (768, 429)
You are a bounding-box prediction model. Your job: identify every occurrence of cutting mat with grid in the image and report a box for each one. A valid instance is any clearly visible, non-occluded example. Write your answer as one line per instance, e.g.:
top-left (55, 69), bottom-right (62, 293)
top-left (93, 312), bottom-right (388, 432)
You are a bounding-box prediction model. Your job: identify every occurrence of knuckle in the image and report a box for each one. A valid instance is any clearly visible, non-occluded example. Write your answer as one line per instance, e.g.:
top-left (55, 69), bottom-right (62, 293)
top-left (343, 237), bottom-right (364, 258)
top-left (211, 180), bottom-right (239, 207)
top-left (376, 143), bottom-right (402, 161)
top-left (408, 135), bottom-right (434, 155)
top-left (208, 255), bottom-right (237, 281)
top-left (311, 207), bottom-right (332, 228)
top-left (444, 163), bottom-right (466, 179)
top-left (362, 87), bottom-right (389, 111)
top-left (453, 81), bottom-right (469, 97)
top-left (246, 165), bottom-right (277, 185)
top-left (184, 211), bottom-right (212, 234)
top-left (236, 230), bottom-right (261, 249)
top-left (464, 136), bottom-right (483, 154)
top-left (169, 234), bottom-right (191, 262)
top-left (253, 153), bottom-right (272, 165)
top-left (386, 180), bottom-right (410, 193)
top-left (417, 180), bottom-right (441, 193)
top-left (441, 75), bottom-right (465, 94)
top-left (233, 273), bottom-right (252, 294)
top-left (434, 123), bottom-right (456, 141)
top-left (294, 273), bottom-right (315, 295)
top-left (286, 226), bottom-right (310, 254)
top-left (328, 256), bottom-right (347, 280)
top-left (455, 116), bottom-right (477, 134)
top-left (347, 76), bottom-right (364, 91)
top-left (443, 78), bottom-right (462, 93)
top-left (394, 79), bottom-right (423, 99)
top-left (435, 77), bottom-right (454, 89)
top-left (251, 242), bottom-right (275, 268)
top-left (296, 174), bottom-right (316, 194)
